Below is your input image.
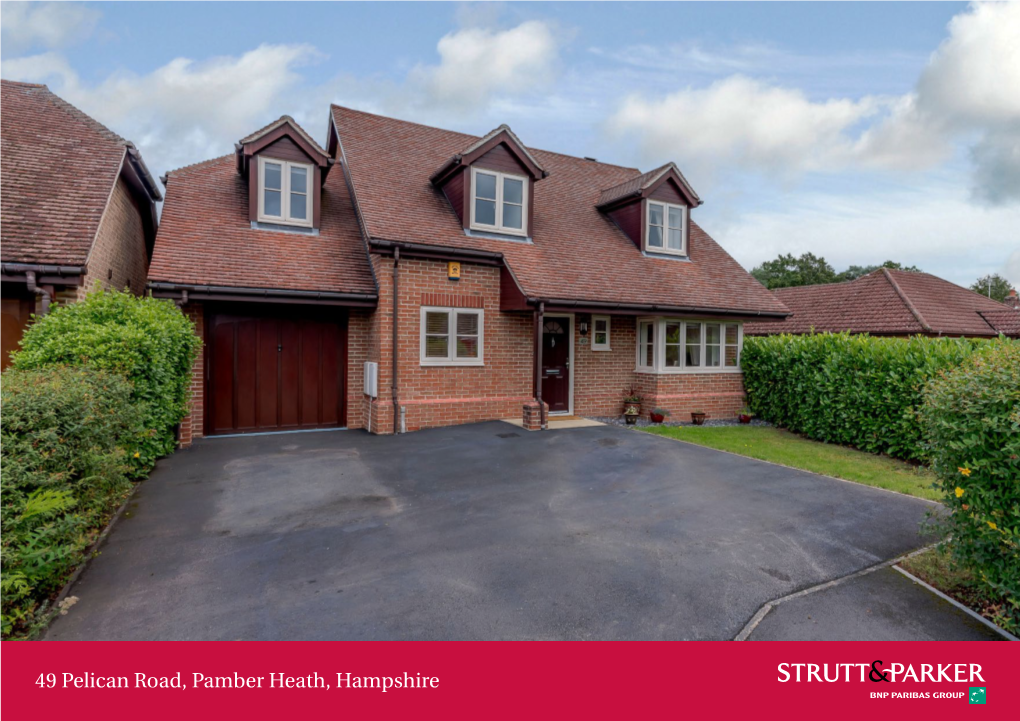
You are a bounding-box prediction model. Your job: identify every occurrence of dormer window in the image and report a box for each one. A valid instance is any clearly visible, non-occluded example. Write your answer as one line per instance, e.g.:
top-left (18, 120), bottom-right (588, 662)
top-left (470, 167), bottom-right (528, 236)
top-left (258, 156), bottom-right (313, 227)
top-left (646, 201), bottom-right (687, 256)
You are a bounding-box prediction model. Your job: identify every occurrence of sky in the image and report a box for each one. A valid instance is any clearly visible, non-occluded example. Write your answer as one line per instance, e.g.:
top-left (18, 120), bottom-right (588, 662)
top-left (2, 1), bottom-right (1018, 289)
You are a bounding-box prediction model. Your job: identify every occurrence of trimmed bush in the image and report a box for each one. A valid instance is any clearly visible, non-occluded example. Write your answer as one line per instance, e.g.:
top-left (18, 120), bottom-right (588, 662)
top-left (919, 341), bottom-right (1020, 633)
top-left (742, 333), bottom-right (985, 461)
top-left (11, 287), bottom-right (201, 466)
top-left (1, 367), bottom-right (142, 638)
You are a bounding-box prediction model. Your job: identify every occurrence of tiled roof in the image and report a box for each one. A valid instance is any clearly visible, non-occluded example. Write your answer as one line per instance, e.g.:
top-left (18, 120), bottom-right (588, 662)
top-left (147, 153), bottom-right (376, 295)
top-left (977, 310), bottom-right (1020, 337)
top-left (1, 80), bottom-right (139, 266)
top-left (745, 268), bottom-right (1014, 337)
top-left (597, 162), bottom-right (701, 208)
top-left (332, 106), bottom-right (786, 316)
top-left (240, 115), bottom-right (329, 158)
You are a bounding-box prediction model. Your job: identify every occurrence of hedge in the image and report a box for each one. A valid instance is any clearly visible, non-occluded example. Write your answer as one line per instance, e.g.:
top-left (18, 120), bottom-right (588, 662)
top-left (919, 341), bottom-right (1020, 633)
top-left (1, 367), bottom-right (142, 638)
top-left (741, 333), bottom-right (985, 461)
top-left (11, 287), bottom-right (201, 468)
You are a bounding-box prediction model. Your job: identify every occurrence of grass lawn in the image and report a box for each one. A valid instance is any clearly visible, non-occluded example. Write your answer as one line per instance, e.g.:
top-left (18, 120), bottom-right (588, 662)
top-left (901, 547), bottom-right (1014, 634)
top-left (639, 425), bottom-right (940, 501)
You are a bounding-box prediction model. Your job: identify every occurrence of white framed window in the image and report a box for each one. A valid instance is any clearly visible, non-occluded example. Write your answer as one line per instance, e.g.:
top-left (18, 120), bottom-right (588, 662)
top-left (470, 167), bottom-right (528, 236)
top-left (645, 201), bottom-right (687, 256)
top-left (636, 319), bottom-right (742, 373)
top-left (258, 156), bottom-right (313, 227)
top-left (420, 307), bottom-right (484, 366)
top-left (592, 315), bottom-right (611, 350)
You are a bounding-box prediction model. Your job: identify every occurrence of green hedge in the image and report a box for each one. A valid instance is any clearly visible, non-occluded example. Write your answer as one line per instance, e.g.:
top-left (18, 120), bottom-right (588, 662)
top-left (919, 341), bottom-right (1020, 633)
top-left (1, 367), bottom-right (142, 638)
top-left (11, 288), bottom-right (201, 467)
top-left (742, 333), bottom-right (985, 461)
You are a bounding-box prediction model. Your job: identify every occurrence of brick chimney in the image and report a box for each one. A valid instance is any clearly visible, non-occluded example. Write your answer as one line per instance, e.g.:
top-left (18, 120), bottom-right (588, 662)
top-left (1007, 288), bottom-right (1020, 310)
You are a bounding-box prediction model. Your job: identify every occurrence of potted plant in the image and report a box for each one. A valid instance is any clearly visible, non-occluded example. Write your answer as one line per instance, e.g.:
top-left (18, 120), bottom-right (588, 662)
top-left (650, 407), bottom-right (670, 423)
top-left (622, 386), bottom-right (643, 415)
top-left (690, 411), bottom-right (707, 426)
top-left (738, 405), bottom-right (753, 424)
top-left (623, 405), bottom-right (640, 425)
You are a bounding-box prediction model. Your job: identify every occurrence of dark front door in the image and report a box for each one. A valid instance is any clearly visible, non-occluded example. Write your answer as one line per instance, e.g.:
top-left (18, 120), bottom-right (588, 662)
top-left (541, 316), bottom-right (571, 414)
top-left (208, 308), bottom-right (346, 435)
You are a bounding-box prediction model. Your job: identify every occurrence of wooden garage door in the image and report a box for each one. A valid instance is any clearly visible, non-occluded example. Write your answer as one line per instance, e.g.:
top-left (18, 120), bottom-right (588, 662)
top-left (208, 310), bottom-right (347, 434)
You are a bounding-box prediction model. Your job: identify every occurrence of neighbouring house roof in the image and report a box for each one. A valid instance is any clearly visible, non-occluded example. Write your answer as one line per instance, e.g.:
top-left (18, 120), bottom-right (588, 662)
top-left (331, 105), bottom-right (786, 316)
top-left (1, 80), bottom-right (161, 268)
top-left (744, 268), bottom-right (1016, 337)
top-left (979, 310), bottom-right (1020, 337)
top-left (147, 152), bottom-right (375, 296)
top-left (596, 162), bottom-right (702, 208)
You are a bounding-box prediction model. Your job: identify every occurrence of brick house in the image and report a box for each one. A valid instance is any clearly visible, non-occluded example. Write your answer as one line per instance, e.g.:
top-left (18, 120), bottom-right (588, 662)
top-left (0, 80), bottom-right (162, 368)
top-left (744, 268), bottom-right (1020, 339)
top-left (148, 107), bottom-right (789, 445)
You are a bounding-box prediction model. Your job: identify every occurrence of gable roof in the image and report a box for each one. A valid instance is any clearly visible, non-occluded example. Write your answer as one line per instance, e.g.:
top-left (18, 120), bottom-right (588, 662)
top-left (331, 105), bottom-right (786, 317)
top-left (744, 268), bottom-right (1015, 337)
top-left (597, 162), bottom-right (702, 208)
top-left (1, 80), bottom-right (161, 267)
top-left (238, 114), bottom-right (330, 164)
top-left (147, 153), bottom-right (375, 297)
top-left (429, 124), bottom-right (547, 184)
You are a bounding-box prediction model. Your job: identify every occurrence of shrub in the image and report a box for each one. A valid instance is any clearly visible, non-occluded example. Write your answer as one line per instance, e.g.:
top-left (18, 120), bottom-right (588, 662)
top-left (742, 333), bottom-right (984, 461)
top-left (11, 287), bottom-right (201, 466)
top-left (1, 366), bottom-right (142, 638)
top-left (919, 340), bottom-right (1020, 633)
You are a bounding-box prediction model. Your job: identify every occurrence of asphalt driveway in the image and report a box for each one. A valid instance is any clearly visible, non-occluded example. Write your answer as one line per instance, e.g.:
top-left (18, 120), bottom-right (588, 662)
top-left (47, 421), bottom-right (943, 641)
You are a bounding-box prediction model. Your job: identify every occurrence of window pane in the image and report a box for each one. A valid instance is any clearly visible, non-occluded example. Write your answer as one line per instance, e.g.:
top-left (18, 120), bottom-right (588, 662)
top-left (594, 331), bottom-right (608, 345)
top-left (264, 162), bottom-right (281, 190)
top-left (705, 323), bottom-right (721, 345)
top-left (668, 206), bottom-right (683, 229)
top-left (706, 345), bottom-right (721, 367)
top-left (456, 337), bottom-right (479, 358)
top-left (475, 199), bottom-right (496, 225)
top-left (649, 203), bottom-right (663, 226)
top-left (503, 177), bottom-right (523, 204)
top-left (425, 336), bottom-right (449, 358)
top-left (665, 345), bottom-right (680, 367)
top-left (476, 172), bottom-right (497, 199)
top-left (648, 226), bottom-right (663, 247)
top-left (668, 228), bottom-right (683, 250)
top-left (665, 323), bottom-right (681, 344)
top-left (503, 203), bottom-right (523, 229)
top-left (425, 312), bottom-right (449, 335)
top-left (725, 345), bottom-right (739, 367)
top-left (456, 312), bottom-right (478, 336)
top-left (685, 323), bottom-right (701, 366)
top-left (264, 189), bottom-right (281, 216)
top-left (725, 324), bottom-right (739, 344)
top-left (645, 342), bottom-right (654, 367)
top-left (290, 192), bottom-right (307, 220)
top-left (595, 318), bottom-right (608, 333)
top-left (290, 166), bottom-right (307, 193)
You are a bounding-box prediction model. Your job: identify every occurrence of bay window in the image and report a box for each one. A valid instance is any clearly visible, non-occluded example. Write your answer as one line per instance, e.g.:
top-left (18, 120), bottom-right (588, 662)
top-left (420, 307), bottom-right (484, 366)
top-left (636, 319), bottom-right (742, 372)
top-left (471, 167), bottom-right (528, 236)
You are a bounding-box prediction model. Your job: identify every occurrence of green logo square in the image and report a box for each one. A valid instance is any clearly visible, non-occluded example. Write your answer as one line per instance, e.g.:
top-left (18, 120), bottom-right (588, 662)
top-left (969, 687), bottom-right (986, 704)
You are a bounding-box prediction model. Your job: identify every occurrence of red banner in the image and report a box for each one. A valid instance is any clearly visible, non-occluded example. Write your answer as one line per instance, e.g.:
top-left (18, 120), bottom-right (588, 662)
top-left (2, 641), bottom-right (1014, 718)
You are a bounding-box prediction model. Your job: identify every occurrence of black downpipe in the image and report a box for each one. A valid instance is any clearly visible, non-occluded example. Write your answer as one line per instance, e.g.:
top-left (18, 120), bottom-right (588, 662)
top-left (392, 247), bottom-right (400, 435)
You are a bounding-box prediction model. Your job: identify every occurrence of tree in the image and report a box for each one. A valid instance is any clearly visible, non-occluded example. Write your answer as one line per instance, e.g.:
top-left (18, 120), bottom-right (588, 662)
top-left (837, 260), bottom-right (923, 282)
top-left (970, 274), bottom-right (1015, 303)
top-left (750, 253), bottom-right (837, 289)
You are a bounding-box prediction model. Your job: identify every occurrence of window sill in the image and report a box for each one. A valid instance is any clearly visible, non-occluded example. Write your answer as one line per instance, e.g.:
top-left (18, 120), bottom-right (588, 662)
top-left (635, 367), bottom-right (743, 375)
top-left (591, 346), bottom-right (611, 352)
top-left (465, 227), bottom-right (532, 243)
top-left (251, 221), bottom-right (318, 235)
top-left (642, 249), bottom-right (690, 261)
top-left (420, 360), bottom-right (485, 368)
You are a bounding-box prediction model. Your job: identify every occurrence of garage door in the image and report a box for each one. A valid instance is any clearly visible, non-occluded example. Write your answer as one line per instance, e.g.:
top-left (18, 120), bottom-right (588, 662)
top-left (208, 309), bottom-right (347, 435)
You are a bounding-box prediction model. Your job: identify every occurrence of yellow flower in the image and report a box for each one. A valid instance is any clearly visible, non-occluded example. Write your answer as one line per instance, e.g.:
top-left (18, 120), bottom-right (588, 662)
top-left (987, 521), bottom-right (997, 530)
top-left (133, 452), bottom-right (141, 459)
top-left (958, 467), bottom-right (972, 477)
top-left (955, 487), bottom-right (965, 498)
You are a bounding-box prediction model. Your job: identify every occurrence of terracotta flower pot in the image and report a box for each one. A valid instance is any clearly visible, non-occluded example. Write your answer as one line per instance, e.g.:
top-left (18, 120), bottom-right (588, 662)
top-left (738, 414), bottom-right (752, 424)
top-left (650, 412), bottom-right (666, 423)
top-left (691, 412), bottom-right (707, 426)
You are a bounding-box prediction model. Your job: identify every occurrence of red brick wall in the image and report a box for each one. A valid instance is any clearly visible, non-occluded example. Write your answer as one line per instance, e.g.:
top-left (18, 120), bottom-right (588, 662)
top-left (178, 302), bottom-right (205, 447)
top-left (572, 315), bottom-right (638, 416)
top-left (635, 371), bottom-right (746, 421)
top-left (77, 176), bottom-right (150, 298)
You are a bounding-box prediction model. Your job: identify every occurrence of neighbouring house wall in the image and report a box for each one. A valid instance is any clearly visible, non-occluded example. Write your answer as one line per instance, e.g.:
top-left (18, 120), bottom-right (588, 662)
top-left (368, 255), bottom-right (533, 434)
top-left (77, 176), bottom-right (150, 298)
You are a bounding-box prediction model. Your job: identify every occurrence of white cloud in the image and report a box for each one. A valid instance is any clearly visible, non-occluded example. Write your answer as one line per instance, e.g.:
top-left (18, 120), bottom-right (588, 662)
top-left (605, 2), bottom-right (1020, 203)
top-left (409, 20), bottom-right (559, 113)
top-left (0, 2), bottom-right (100, 55)
top-left (711, 183), bottom-right (1020, 288)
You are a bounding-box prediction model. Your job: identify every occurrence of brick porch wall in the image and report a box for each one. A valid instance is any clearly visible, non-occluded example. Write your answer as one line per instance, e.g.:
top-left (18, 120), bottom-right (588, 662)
top-left (635, 370), bottom-right (746, 421)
